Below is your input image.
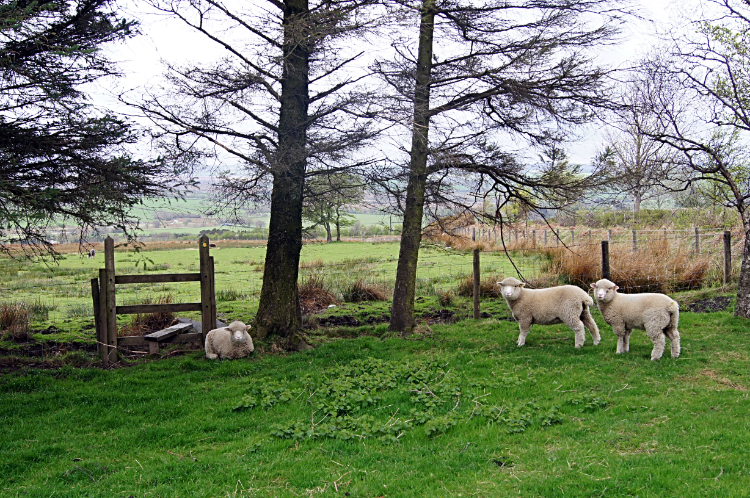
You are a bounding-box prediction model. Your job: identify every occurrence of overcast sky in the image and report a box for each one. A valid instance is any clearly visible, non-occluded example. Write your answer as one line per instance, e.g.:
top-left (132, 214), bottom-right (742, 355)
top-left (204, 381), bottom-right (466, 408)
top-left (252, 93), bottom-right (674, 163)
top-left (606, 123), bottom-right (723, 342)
top-left (97, 0), bottom-right (690, 167)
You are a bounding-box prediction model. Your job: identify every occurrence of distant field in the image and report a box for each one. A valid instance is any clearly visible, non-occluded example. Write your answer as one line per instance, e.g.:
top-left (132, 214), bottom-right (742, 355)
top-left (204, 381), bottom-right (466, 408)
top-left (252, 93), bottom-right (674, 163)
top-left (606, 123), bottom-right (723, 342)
top-left (0, 241), bottom-right (531, 339)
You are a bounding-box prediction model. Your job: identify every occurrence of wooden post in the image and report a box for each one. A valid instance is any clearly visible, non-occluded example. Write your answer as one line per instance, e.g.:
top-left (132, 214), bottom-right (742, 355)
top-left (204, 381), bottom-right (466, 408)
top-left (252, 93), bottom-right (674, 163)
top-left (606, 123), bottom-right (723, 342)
top-left (608, 229), bottom-right (612, 244)
top-left (632, 230), bottom-right (637, 252)
top-left (472, 227), bottom-right (476, 241)
top-left (91, 278), bottom-right (101, 359)
top-left (544, 230), bottom-right (547, 246)
top-left (601, 241), bottom-right (610, 281)
top-left (532, 230), bottom-right (536, 247)
top-left (98, 269), bottom-right (108, 365)
top-left (199, 235), bottom-right (212, 343)
top-left (514, 229), bottom-right (518, 242)
top-left (724, 230), bottom-right (732, 285)
top-left (473, 249), bottom-right (480, 319)
top-left (104, 237), bottom-right (117, 364)
top-left (209, 256), bottom-right (217, 331)
top-left (695, 227), bottom-right (700, 254)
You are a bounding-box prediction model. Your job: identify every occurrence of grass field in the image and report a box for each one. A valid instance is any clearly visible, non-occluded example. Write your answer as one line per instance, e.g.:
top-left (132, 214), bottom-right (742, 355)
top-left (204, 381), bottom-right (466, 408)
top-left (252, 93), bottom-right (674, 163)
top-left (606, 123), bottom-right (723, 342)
top-left (2, 306), bottom-right (749, 497)
top-left (0, 241), bottom-right (540, 341)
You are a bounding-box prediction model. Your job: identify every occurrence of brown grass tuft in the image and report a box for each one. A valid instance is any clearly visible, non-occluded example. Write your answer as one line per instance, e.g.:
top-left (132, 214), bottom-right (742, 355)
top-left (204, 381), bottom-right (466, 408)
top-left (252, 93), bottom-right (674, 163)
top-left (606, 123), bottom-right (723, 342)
top-left (299, 275), bottom-right (339, 314)
top-left (119, 294), bottom-right (176, 337)
top-left (342, 279), bottom-right (388, 302)
top-left (541, 238), bottom-right (711, 293)
top-left (300, 259), bottom-right (324, 269)
top-left (0, 302), bottom-right (31, 341)
top-left (456, 274), bottom-right (502, 298)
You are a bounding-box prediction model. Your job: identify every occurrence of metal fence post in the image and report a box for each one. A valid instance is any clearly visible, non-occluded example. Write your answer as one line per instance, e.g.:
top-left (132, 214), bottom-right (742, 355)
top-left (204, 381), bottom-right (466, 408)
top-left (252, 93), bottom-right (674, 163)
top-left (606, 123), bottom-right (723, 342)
top-left (602, 241), bottom-right (610, 281)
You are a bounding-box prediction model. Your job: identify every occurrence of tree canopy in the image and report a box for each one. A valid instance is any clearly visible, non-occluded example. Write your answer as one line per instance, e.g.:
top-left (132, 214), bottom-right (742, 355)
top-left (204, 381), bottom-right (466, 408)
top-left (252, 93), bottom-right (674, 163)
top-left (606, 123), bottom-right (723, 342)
top-left (0, 0), bottom-right (185, 253)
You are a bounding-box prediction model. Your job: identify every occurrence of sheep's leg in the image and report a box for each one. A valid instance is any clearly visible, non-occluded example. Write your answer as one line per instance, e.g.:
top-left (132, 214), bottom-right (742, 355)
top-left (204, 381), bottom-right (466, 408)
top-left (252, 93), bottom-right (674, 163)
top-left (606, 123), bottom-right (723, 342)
top-left (572, 323), bottom-right (586, 348)
top-left (517, 319), bottom-right (532, 347)
top-left (623, 329), bottom-right (632, 353)
top-left (665, 329), bottom-right (681, 358)
top-left (648, 329), bottom-right (666, 361)
top-left (581, 307), bottom-right (600, 345)
top-left (613, 325), bottom-right (628, 354)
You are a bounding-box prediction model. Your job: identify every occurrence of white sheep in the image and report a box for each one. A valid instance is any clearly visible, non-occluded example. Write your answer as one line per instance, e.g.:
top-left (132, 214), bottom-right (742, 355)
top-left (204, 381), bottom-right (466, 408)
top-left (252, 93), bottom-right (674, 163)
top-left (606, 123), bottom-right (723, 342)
top-left (590, 279), bottom-right (680, 361)
top-left (499, 277), bottom-right (600, 348)
top-left (205, 320), bottom-right (254, 360)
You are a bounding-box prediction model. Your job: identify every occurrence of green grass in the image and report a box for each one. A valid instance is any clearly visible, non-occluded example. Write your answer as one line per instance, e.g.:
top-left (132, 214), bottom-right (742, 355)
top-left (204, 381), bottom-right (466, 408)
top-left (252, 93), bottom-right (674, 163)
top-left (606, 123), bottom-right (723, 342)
top-left (0, 242), bottom-right (537, 344)
top-left (2, 309), bottom-right (750, 496)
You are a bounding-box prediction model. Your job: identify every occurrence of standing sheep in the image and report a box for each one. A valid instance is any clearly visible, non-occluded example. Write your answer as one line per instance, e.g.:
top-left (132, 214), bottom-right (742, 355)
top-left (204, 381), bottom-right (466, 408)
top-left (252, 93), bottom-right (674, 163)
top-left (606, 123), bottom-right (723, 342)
top-left (205, 320), bottom-right (254, 360)
top-left (590, 279), bottom-right (680, 361)
top-left (498, 277), bottom-right (600, 348)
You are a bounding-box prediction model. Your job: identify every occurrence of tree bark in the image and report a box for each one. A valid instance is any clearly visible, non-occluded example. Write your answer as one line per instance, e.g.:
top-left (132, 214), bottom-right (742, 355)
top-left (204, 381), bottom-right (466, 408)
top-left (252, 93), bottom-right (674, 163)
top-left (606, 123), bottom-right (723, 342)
top-left (389, 0), bottom-right (435, 334)
top-left (735, 224), bottom-right (750, 318)
top-left (325, 222), bottom-right (332, 243)
top-left (254, 0), bottom-right (309, 341)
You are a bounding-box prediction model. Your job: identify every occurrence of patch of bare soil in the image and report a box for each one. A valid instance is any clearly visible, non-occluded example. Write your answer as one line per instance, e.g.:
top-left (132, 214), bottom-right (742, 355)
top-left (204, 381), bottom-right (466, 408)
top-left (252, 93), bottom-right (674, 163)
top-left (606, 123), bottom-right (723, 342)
top-left (687, 296), bottom-right (731, 313)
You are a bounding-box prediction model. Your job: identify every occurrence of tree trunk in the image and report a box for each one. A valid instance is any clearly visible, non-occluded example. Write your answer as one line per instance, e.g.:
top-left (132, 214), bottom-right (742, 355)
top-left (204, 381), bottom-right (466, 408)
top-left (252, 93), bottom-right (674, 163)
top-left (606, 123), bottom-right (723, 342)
top-left (254, 0), bottom-right (309, 342)
top-left (335, 207), bottom-right (342, 241)
top-left (633, 192), bottom-right (641, 215)
top-left (735, 224), bottom-right (750, 318)
top-left (325, 222), bottom-right (332, 243)
top-left (389, 0), bottom-right (435, 334)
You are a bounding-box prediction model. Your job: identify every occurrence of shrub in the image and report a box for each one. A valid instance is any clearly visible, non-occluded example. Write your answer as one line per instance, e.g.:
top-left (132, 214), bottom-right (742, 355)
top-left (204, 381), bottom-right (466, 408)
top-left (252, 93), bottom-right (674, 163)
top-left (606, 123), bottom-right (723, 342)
top-left (438, 290), bottom-right (453, 307)
top-left (342, 279), bottom-right (388, 302)
top-left (456, 274), bottom-right (502, 298)
top-left (0, 302), bottom-right (31, 341)
top-left (299, 275), bottom-right (339, 314)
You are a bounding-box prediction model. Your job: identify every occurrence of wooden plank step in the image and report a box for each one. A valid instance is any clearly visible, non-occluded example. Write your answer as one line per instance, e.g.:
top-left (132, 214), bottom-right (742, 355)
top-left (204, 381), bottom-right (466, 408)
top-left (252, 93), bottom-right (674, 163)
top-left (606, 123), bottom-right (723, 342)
top-left (143, 322), bottom-right (194, 342)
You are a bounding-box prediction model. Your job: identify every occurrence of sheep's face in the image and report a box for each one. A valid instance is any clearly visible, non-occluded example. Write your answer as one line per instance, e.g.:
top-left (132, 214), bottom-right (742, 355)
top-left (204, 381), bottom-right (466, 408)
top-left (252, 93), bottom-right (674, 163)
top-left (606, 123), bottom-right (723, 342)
top-left (498, 278), bottom-right (524, 301)
top-left (226, 321), bottom-right (250, 343)
top-left (591, 279), bottom-right (618, 302)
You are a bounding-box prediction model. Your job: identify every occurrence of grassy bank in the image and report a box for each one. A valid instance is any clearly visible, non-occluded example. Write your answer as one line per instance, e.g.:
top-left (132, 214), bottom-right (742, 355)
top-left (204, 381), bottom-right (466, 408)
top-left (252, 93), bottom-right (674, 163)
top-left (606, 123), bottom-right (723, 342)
top-left (2, 307), bottom-right (749, 497)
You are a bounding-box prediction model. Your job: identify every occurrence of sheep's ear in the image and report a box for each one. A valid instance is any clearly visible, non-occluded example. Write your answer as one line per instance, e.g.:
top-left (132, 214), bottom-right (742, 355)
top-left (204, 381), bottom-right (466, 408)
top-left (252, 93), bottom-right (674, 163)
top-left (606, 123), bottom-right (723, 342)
top-left (613, 285), bottom-right (619, 291)
top-left (519, 282), bottom-right (526, 288)
top-left (245, 325), bottom-right (251, 331)
top-left (224, 327), bottom-right (231, 332)
top-left (590, 283), bottom-right (596, 289)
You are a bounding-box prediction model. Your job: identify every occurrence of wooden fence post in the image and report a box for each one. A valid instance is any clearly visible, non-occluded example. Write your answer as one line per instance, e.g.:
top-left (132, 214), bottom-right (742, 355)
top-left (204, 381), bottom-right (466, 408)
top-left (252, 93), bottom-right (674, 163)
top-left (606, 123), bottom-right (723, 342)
top-left (104, 237), bottom-right (117, 365)
top-left (473, 249), bottom-right (480, 319)
top-left (532, 230), bottom-right (536, 247)
top-left (98, 269), bottom-right (108, 365)
top-left (209, 256), bottom-right (217, 331)
top-left (695, 227), bottom-right (700, 255)
top-left (199, 235), bottom-right (212, 344)
top-left (544, 229), bottom-right (547, 246)
top-left (724, 230), bottom-right (732, 285)
top-left (601, 241), bottom-right (610, 281)
top-left (91, 278), bottom-right (101, 359)
top-left (608, 229), bottom-right (612, 244)
top-left (632, 230), bottom-right (637, 252)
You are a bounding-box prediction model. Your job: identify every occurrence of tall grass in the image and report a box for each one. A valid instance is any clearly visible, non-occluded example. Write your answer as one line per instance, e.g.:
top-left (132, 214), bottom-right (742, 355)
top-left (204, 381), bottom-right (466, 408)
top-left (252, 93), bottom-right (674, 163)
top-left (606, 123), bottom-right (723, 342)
top-left (540, 237), bottom-right (711, 292)
top-left (0, 301), bottom-right (30, 341)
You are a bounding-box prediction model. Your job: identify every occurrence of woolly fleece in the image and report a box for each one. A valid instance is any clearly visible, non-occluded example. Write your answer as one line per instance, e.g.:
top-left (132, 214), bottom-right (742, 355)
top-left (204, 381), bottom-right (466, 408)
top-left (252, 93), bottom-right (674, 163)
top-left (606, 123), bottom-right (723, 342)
top-left (499, 277), bottom-right (600, 349)
top-left (205, 320), bottom-right (255, 360)
top-left (591, 279), bottom-right (680, 361)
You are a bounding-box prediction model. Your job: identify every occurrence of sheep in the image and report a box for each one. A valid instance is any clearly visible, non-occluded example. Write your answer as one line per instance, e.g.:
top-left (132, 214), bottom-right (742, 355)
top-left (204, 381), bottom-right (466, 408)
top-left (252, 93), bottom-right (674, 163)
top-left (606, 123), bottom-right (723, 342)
top-left (205, 320), bottom-right (254, 360)
top-left (498, 277), bottom-right (600, 348)
top-left (87, 248), bottom-right (96, 258)
top-left (590, 279), bottom-right (680, 361)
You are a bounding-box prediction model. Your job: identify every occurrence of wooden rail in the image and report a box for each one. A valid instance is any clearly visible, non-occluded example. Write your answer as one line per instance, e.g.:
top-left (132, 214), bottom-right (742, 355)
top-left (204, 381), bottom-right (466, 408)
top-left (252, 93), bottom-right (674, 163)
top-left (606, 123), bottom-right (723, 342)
top-left (92, 235), bottom-right (216, 366)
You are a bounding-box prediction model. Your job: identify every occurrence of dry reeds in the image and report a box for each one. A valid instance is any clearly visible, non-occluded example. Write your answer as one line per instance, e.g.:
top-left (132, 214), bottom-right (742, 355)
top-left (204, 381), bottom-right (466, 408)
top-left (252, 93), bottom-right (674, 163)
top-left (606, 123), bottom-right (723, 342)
top-left (0, 302), bottom-right (31, 341)
top-left (342, 279), bottom-right (388, 302)
top-left (542, 238), bottom-right (711, 293)
top-left (299, 275), bottom-right (339, 314)
top-left (456, 274), bottom-right (502, 298)
top-left (119, 294), bottom-right (176, 336)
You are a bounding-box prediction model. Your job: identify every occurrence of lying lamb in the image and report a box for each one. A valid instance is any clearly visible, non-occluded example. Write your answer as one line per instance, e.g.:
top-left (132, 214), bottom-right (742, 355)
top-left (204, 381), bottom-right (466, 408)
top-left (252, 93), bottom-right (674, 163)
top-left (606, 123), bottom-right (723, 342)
top-left (205, 320), bottom-right (254, 360)
top-left (590, 279), bottom-right (680, 361)
top-left (498, 277), bottom-right (600, 348)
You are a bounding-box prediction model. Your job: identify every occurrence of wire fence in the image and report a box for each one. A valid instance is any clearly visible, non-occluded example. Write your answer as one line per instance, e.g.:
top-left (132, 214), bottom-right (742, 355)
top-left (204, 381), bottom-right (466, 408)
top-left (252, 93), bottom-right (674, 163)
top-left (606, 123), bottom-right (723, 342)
top-left (0, 227), bottom-right (743, 338)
